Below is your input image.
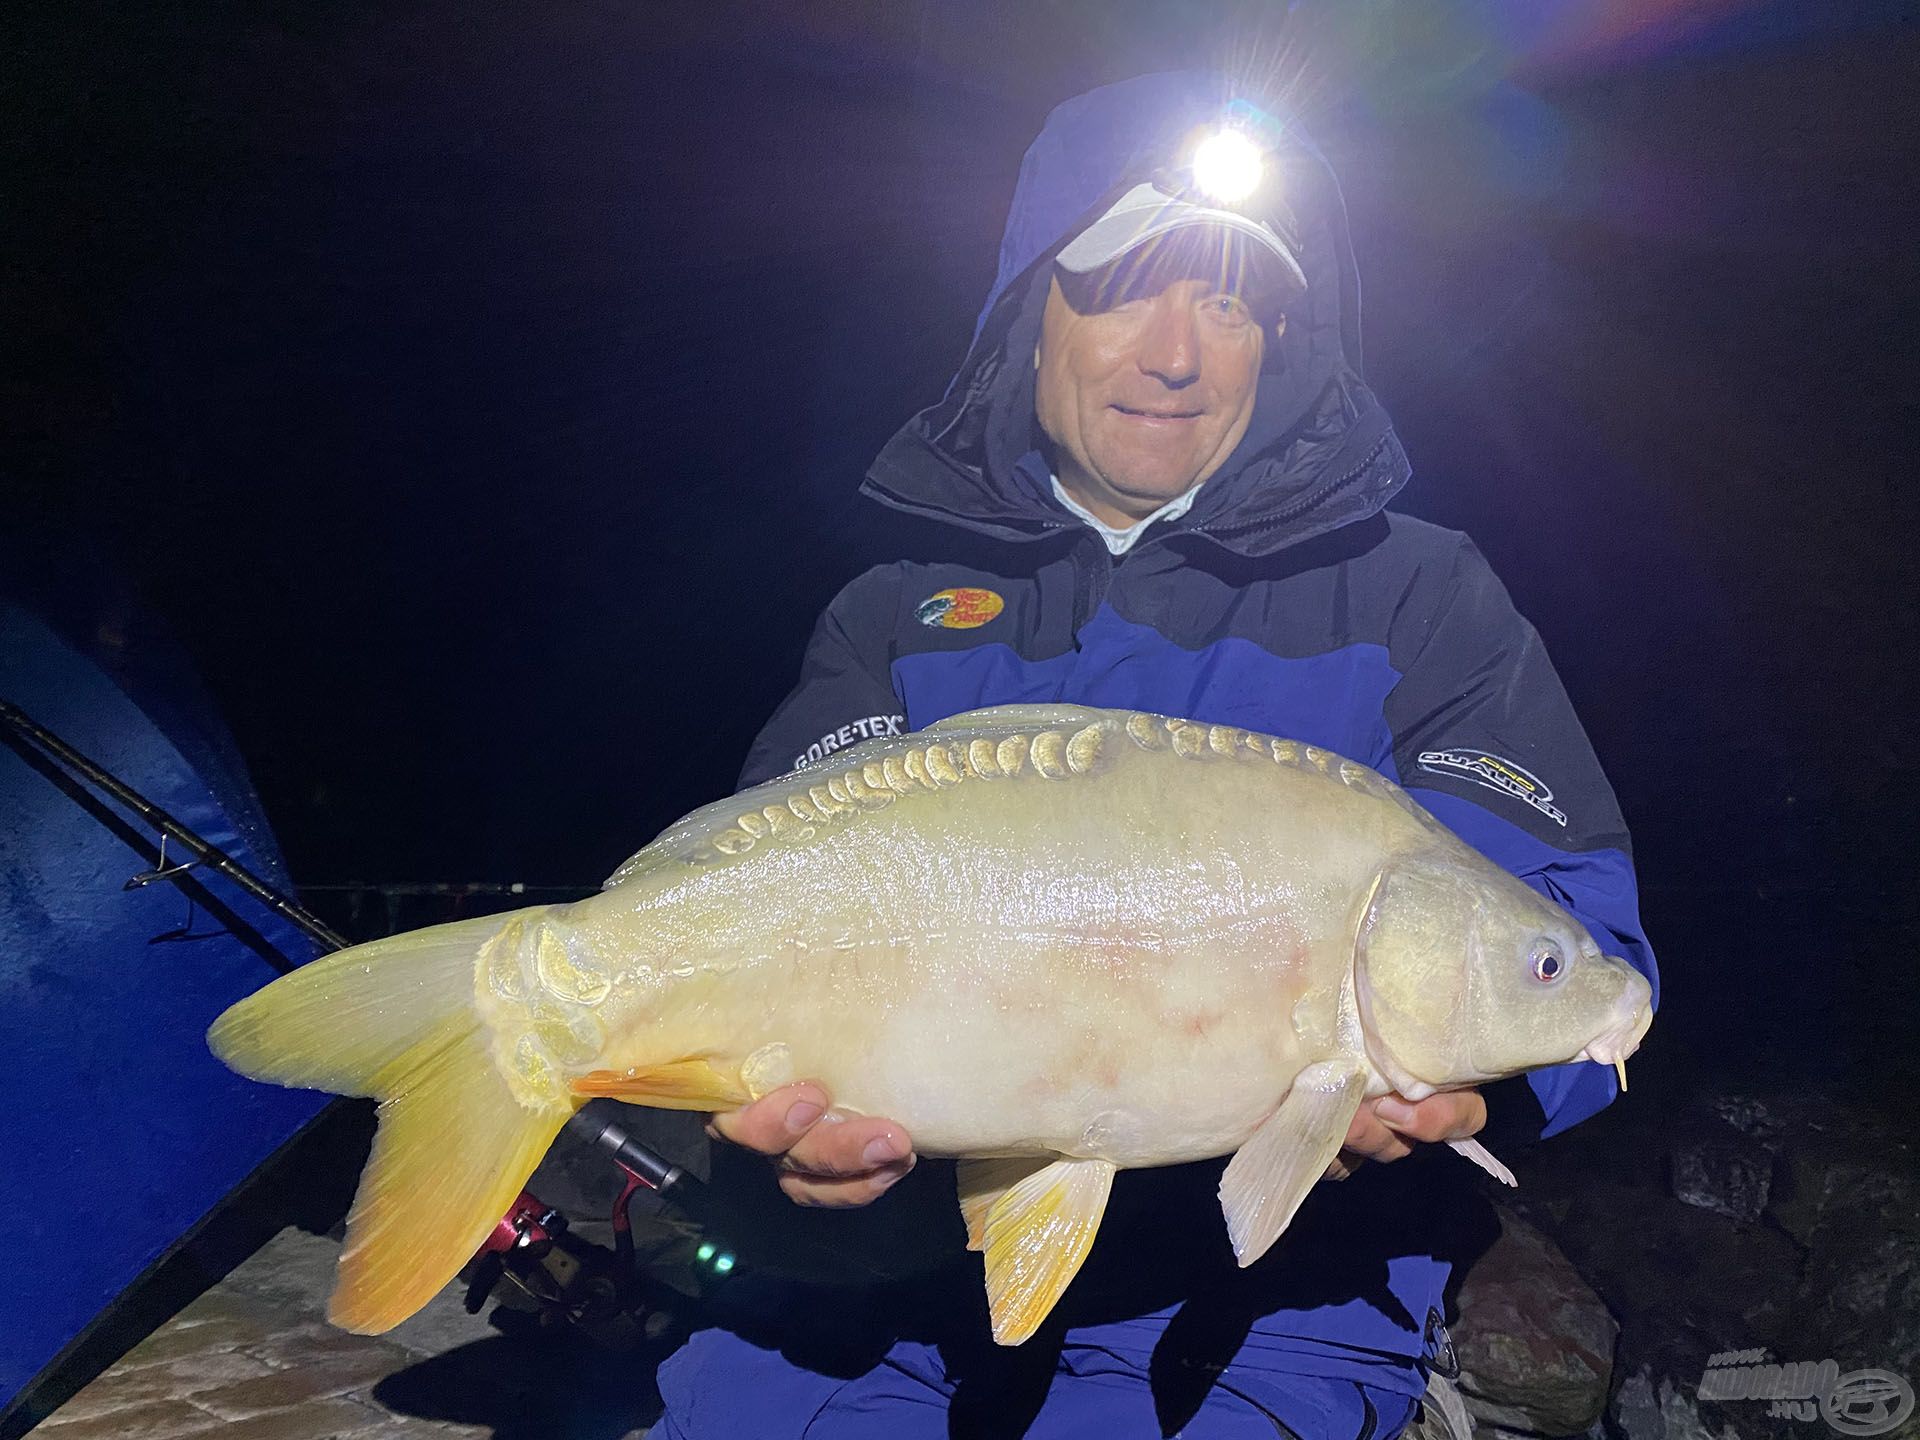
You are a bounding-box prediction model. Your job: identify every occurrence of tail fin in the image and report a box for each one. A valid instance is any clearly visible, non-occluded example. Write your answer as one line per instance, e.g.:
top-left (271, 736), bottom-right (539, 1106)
top-left (208, 909), bottom-right (575, 1333)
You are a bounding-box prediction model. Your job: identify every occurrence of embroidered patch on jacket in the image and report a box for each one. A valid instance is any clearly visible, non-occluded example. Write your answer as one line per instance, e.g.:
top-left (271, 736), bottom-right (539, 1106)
top-left (1417, 749), bottom-right (1568, 827)
top-left (915, 587), bottom-right (1004, 629)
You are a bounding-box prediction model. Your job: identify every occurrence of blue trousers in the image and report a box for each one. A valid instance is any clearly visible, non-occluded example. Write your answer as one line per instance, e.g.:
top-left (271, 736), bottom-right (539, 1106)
top-left (654, 1326), bottom-right (1418, 1440)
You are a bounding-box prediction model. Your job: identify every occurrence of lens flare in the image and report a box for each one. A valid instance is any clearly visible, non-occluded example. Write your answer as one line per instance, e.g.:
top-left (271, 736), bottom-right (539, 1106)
top-left (1190, 127), bottom-right (1264, 205)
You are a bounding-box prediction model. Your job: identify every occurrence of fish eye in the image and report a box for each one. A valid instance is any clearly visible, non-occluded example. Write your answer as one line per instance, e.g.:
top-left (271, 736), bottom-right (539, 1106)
top-left (1531, 947), bottom-right (1567, 983)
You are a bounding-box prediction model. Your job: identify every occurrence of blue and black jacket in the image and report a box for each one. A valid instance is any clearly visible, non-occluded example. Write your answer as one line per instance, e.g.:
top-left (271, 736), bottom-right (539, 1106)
top-left (733, 71), bottom-right (1659, 1400)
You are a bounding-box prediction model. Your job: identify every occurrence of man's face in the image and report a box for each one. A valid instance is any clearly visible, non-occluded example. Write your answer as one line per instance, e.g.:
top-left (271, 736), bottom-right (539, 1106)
top-left (1035, 244), bottom-right (1276, 527)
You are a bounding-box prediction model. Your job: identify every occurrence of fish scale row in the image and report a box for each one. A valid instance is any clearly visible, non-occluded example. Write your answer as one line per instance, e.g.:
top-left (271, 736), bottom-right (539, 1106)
top-left (1144, 715), bottom-right (1445, 834)
top-left (699, 721), bottom-right (1113, 859)
top-left (694, 709), bottom-right (1437, 865)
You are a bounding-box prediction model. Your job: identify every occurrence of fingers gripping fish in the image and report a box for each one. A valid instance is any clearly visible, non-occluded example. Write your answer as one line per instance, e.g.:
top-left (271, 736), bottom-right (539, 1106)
top-left (208, 704), bottom-right (1653, 1345)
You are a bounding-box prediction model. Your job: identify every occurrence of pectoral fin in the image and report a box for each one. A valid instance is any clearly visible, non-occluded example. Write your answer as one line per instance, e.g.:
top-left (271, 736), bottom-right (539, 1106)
top-left (1448, 1137), bottom-right (1517, 1188)
top-left (1219, 1061), bottom-right (1367, 1268)
top-left (978, 1156), bottom-right (1116, 1346)
top-left (956, 1156), bottom-right (1052, 1252)
top-left (568, 1058), bottom-right (752, 1110)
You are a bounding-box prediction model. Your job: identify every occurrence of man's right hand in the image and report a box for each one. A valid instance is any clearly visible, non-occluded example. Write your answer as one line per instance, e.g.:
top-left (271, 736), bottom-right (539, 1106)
top-left (707, 1081), bottom-right (917, 1208)
top-left (1323, 1089), bottom-right (1488, 1180)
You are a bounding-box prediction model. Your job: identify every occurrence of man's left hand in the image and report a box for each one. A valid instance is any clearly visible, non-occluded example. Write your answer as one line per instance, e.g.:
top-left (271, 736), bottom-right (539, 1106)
top-left (1323, 1090), bottom-right (1485, 1180)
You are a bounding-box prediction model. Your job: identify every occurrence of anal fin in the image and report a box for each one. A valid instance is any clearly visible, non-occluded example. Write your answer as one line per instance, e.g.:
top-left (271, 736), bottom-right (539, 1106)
top-left (980, 1156), bottom-right (1115, 1346)
top-left (1219, 1061), bottom-right (1367, 1268)
top-left (569, 1058), bottom-right (752, 1110)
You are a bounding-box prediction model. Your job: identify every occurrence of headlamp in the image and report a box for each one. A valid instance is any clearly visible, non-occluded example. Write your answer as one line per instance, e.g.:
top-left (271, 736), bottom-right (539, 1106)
top-left (1054, 98), bottom-right (1306, 301)
top-left (1151, 100), bottom-right (1289, 218)
top-left (1189, 127), bottom-right (1265, 207)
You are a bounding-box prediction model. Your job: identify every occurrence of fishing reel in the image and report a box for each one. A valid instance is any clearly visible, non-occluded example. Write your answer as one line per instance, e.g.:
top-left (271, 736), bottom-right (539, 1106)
top-left (458, 1112), bottom-right (738, 1350)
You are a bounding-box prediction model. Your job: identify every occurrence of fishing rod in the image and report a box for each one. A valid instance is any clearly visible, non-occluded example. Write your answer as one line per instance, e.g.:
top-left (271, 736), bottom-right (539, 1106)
top-left (2, 695), bottom-right (718, 1340)
top-left (0, 697), bottom-right (348, 953)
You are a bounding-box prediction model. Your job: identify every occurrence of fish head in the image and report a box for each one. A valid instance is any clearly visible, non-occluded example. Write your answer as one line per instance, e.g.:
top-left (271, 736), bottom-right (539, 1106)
top-left (1353, 855), bottom-right (1653, 1099)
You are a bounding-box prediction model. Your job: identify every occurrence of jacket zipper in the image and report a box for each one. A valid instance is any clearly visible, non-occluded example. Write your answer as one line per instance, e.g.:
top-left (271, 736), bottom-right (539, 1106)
top-left (1193, 422), bottom-right (1395, 547)
top-left (1072, 536), bottom-right (1115, 630)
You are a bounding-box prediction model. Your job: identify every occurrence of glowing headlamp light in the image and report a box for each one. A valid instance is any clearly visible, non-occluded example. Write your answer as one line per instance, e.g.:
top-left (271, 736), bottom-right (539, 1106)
top-left (1189, 127), bottom-right (1265, 207)
top-left (1056, 100), bottom-right (1306, 298)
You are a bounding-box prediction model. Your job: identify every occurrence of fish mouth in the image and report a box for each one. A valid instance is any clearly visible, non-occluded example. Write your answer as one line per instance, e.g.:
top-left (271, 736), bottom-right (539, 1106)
top-left (1578, 1006), bottom-right (1651, 1066)
top-left (1576, 966), bottom-right (1655, 1070)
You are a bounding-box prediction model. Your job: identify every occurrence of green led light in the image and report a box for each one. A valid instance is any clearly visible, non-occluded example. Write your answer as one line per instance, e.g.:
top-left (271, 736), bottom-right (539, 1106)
top-left (714, 1254), bottom-right (735, 1274)
top-left (695, 1242), bottom-right (715, 1262)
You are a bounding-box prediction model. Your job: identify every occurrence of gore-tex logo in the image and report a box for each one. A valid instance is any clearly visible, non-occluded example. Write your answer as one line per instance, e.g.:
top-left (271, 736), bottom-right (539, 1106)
top-left (794, 714), bottom-right (906, 771)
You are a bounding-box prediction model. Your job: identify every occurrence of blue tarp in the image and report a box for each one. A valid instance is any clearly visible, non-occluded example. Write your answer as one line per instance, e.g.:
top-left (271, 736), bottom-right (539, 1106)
top-left (0, 587), bottom-right (326, 1418)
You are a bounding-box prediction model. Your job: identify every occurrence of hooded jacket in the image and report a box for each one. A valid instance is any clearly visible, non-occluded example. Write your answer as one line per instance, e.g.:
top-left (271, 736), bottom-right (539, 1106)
top-left (718, 70), bottom-right (1658, 1409)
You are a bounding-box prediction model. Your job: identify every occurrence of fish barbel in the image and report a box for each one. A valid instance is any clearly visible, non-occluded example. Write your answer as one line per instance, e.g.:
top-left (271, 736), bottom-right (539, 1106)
top-left (209, 704), bottom-right (1652, 1344)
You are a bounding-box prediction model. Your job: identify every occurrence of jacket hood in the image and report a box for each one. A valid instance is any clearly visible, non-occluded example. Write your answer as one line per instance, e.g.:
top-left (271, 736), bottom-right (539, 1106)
top-left (862, 70), bottom-right (1410, 559)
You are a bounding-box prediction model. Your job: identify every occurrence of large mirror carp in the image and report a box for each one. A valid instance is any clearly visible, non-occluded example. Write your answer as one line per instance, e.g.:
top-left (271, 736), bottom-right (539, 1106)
top-left (210, 704), bottom-right (1652, 1344)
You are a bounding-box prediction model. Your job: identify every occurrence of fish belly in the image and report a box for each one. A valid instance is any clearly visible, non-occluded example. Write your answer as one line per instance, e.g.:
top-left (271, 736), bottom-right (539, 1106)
top-left (797, 926), bottom-right (1339, 1167)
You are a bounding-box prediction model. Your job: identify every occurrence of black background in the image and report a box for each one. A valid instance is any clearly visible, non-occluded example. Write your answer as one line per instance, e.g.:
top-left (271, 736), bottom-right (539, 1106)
top-left (8, 1), bottom-right (1918, 1090)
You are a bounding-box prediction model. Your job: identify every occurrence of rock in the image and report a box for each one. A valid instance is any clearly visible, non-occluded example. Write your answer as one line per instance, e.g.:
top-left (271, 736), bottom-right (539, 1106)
top-left (1709, 1096), bottom-right (1784, 1145)
top-left (1610, 1370), bottom-right (1661, 1440)
top-left (1480, 1085), bottom-right (1917, 1440)
top-left (1800, 1157), bottom-right (1920, 1386)
top-left (1452, 1205), bottom-right (1619, 1437)
top-left (1720, 1094), bottom-right (1920, 1382)
top-left (1609, 1366), bottom-right (1743, 1440)
top-left (1669, 1119), bottom-right (1773, 1224)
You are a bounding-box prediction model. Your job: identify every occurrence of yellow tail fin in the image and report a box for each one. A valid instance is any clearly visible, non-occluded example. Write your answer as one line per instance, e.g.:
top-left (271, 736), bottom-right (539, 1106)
top-left (208, 910), bottom-right (574, 1333)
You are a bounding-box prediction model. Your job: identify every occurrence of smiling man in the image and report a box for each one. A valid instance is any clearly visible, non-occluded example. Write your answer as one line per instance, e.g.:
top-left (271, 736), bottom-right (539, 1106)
top-left (1037, 265), bottom-right (1273, 531)
top-left (655, 71), bottom-right (1658, 1440)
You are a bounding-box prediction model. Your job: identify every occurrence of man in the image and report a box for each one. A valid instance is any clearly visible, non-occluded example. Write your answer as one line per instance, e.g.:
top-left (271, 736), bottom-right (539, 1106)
top-left (655, 71), bottom-right (1657, 1439)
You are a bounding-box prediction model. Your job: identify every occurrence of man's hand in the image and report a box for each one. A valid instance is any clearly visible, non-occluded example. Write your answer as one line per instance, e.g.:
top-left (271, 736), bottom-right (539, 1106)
top-left (707, 1081), bottom-right (916, 1207)
top-left (1323, 1090), bottom-right (1485, 1181)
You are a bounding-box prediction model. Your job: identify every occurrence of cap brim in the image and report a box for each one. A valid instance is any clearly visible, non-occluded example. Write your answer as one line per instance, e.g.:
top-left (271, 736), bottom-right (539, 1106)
top-left (1056, 184), bottom-right (1307, 298)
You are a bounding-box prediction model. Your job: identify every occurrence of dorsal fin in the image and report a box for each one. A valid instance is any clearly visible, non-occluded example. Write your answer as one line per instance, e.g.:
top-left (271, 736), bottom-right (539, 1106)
top-left (927, 704), bottom-right (1112, 733)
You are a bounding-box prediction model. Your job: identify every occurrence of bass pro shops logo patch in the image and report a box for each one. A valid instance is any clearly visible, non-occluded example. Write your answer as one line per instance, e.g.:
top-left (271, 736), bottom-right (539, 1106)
top-left (915, 587), bottom-right (1004, 630)
top-left (1417, 748), bottom-right (1568, 827)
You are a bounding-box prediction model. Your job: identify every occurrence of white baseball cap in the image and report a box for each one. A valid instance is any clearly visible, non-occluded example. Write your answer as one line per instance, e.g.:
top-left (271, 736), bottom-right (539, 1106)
top-left (1054, 182), bottom-right (1308, 298)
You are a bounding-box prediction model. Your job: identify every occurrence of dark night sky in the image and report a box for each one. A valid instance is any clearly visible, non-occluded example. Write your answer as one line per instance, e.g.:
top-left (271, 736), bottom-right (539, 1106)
top-left (7, 3), bottom-right (1918, 1084)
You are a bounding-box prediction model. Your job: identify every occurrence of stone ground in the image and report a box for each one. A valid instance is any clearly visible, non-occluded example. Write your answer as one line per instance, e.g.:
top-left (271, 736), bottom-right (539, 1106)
top-left (34, 1227), bottom-right (662, 1440)
top-left (24, 1037), bottom-right (1918, 1440)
